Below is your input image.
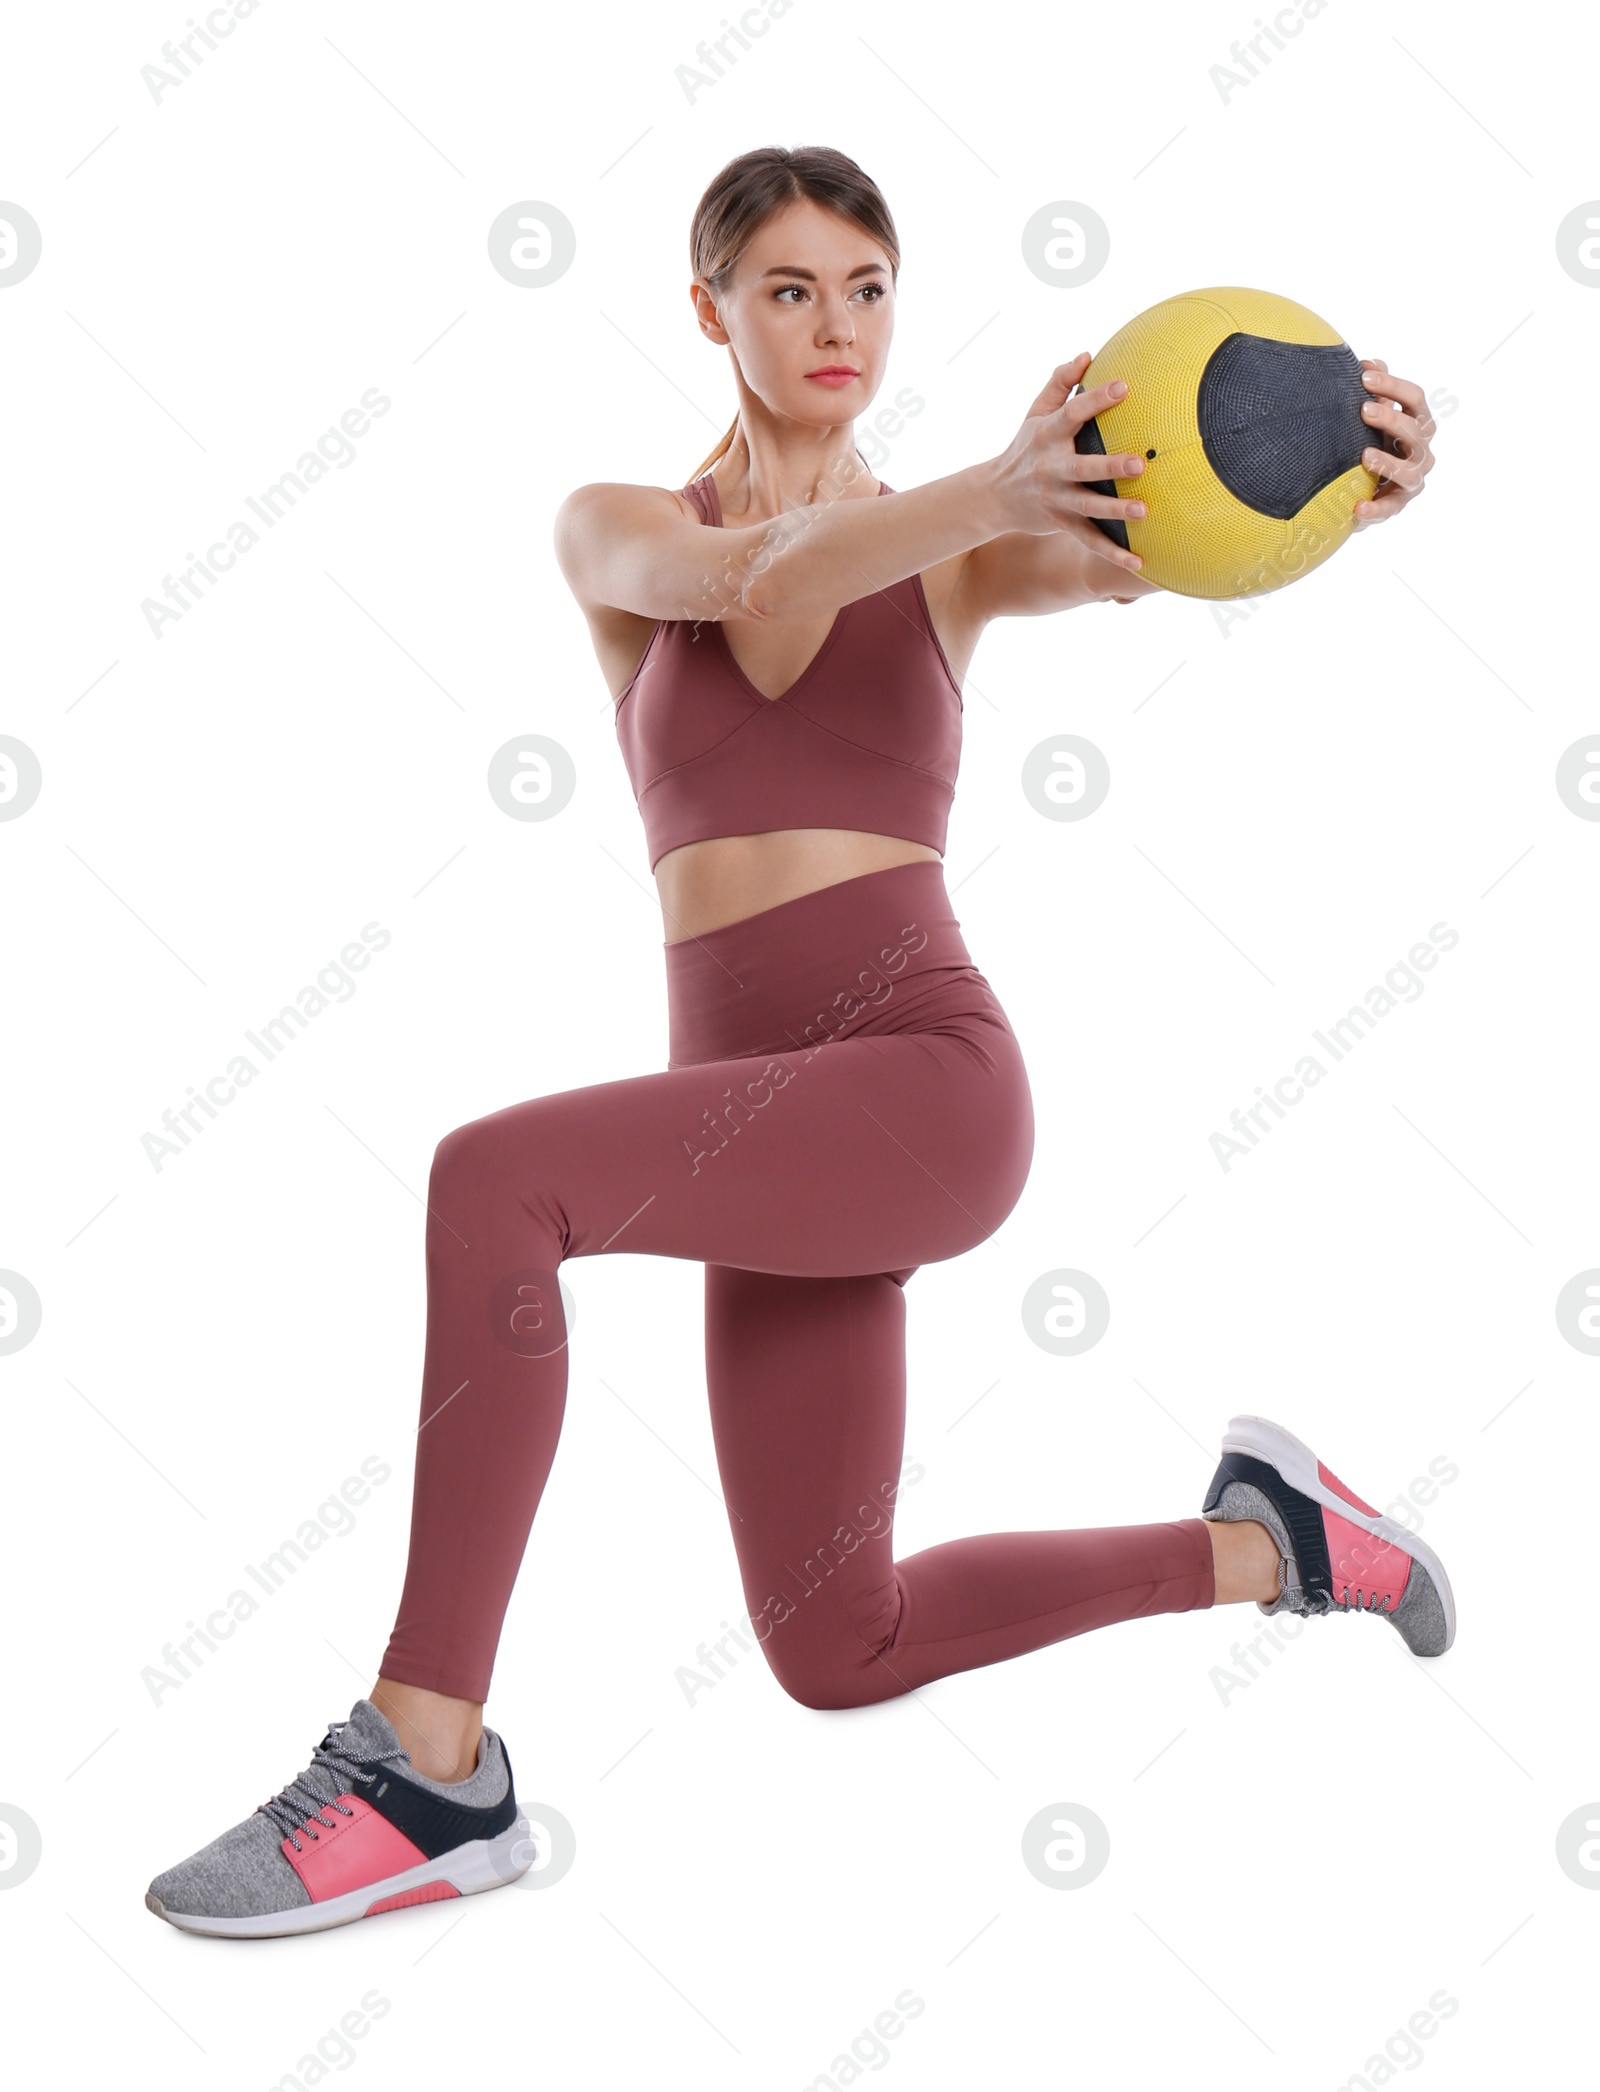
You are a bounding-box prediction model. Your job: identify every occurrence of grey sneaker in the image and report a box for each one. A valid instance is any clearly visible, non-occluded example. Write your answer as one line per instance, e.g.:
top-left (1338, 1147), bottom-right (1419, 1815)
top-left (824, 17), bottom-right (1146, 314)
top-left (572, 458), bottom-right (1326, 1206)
top-left (146, 1697), bottom-right (534, 1938)
top-left (1201, 1414), bottom-right (1455, 1656)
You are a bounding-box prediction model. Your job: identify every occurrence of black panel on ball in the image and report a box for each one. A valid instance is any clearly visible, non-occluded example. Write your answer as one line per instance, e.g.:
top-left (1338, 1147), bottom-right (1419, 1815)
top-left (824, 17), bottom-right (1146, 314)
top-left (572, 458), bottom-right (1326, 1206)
top-left (1197, 334), bottom-right (1372, 519)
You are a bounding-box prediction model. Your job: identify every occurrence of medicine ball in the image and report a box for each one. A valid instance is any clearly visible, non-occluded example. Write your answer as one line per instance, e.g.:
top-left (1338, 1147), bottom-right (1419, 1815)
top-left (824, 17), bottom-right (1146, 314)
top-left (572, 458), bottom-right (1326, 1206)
top-left (1073, 286), bottom-right (1381, 600)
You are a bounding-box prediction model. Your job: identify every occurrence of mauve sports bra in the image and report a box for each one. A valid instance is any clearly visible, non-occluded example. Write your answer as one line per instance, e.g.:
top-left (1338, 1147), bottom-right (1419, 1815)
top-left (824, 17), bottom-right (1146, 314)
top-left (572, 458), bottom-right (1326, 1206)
top-left (613, 473), bottom-right (964, 872)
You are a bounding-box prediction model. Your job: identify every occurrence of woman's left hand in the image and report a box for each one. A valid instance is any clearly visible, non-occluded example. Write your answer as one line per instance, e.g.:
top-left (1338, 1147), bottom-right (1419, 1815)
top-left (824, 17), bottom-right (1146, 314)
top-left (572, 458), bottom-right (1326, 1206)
top-left (1354, 359), bottom-right (1436, 526)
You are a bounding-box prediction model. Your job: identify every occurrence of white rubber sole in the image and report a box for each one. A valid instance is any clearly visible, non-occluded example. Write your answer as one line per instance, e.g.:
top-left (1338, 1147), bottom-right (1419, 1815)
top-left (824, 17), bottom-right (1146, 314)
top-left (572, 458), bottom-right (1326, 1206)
top-left (1221, 1413), bottom-right (1457, 1651)
top-left (146, 1814), bottom-right (535, 1939)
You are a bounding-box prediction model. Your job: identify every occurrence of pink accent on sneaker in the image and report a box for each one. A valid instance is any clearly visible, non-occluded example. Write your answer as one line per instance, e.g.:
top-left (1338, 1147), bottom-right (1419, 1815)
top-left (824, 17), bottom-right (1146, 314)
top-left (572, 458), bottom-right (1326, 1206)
top-left (365, 1881), bottom-right (461, 1916)
top-left (1323, 1505), bottom-right (1411, 1611)
top-left (280, 1794), bottom-right (428, 1903)
top-left (1317, 1459), bottom-right (1381, 1519)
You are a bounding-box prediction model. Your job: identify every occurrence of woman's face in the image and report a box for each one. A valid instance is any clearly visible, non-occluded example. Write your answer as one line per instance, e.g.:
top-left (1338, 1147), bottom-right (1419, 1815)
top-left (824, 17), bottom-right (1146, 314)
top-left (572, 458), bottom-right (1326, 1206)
top-left (697, 197), bottom-right (894, 435)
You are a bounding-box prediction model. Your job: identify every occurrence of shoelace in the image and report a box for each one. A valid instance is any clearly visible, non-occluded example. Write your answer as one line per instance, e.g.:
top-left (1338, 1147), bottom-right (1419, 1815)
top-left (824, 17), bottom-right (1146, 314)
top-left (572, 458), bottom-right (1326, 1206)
top-left (1276, 1557), bottom-right (1394, 1619)
top-left (255, 1722), bottom-right (410, 1851)
top-left (1299, 1585), bottom-right (1394, 1618)
top-left (1336, 1587), bottom-right (1395, 1615)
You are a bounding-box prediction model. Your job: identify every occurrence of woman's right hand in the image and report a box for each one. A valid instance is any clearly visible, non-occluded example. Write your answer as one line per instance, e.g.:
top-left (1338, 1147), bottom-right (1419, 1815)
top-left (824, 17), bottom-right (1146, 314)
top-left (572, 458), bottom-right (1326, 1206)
top-left (990, 351), bottom-right (1149, 569)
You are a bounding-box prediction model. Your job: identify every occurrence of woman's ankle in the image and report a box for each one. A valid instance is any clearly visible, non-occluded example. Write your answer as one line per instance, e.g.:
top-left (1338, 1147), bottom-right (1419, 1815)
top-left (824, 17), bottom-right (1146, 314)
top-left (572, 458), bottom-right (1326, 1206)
top-left (370, 1675), bottom-right (484, 1782)
top-left (1203, 1517), bottom-right (1282, 1607)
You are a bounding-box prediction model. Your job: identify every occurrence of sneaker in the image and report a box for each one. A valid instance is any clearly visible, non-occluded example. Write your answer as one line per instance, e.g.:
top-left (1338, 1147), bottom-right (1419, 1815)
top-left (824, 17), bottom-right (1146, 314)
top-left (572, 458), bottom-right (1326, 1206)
top-left (1200, 1414), bottom-right (1456, 1656)
top-left (145, 1697), bottom-right (534, 1938)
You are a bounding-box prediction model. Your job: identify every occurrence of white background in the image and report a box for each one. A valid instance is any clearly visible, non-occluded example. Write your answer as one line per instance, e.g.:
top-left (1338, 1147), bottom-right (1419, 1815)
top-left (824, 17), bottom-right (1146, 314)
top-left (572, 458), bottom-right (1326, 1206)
top-left (3, 0), bottom-right (1595, 2083)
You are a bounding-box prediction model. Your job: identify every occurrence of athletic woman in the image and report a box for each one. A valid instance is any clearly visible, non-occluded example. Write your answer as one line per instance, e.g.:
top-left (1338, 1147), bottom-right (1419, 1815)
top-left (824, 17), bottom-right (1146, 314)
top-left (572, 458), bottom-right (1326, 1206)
top-left (147, 146), bottom-right (1446, 1938)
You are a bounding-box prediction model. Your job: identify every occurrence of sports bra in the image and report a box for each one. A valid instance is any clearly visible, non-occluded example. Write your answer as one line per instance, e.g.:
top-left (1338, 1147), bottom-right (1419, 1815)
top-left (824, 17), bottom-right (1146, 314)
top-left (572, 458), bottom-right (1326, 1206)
top-left (612, 472), bottom-right (964, 872)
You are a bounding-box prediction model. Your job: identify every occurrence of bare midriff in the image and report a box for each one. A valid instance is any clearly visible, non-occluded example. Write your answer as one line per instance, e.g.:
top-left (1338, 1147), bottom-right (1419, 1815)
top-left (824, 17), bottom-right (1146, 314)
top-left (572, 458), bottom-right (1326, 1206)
top-left (655, 829), bottom-right (941, 944)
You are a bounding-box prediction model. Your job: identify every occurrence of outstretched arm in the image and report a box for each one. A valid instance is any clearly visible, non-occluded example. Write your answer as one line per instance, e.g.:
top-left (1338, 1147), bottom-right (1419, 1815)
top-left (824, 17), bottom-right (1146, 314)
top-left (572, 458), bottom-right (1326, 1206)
top-left (555, 357), bottom-right (1150, 629)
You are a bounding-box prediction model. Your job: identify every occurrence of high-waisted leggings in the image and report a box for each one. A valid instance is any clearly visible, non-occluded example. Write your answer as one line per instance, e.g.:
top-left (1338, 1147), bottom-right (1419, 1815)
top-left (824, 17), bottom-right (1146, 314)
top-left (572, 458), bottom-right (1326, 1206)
top-left (379, 859), bottom-right (1215, 1707)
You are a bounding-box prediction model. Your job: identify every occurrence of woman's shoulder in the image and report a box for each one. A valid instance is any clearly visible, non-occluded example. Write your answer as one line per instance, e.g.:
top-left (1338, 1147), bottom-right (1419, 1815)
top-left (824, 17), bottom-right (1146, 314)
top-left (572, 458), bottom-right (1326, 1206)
top-left (556, 476), bottom-right (705, 529)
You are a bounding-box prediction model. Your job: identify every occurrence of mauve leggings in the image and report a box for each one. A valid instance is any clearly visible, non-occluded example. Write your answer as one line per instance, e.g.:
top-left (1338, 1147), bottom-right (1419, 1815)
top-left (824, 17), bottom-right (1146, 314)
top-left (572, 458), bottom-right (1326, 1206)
top-left (379, 860), bottom-right (1214, 1706)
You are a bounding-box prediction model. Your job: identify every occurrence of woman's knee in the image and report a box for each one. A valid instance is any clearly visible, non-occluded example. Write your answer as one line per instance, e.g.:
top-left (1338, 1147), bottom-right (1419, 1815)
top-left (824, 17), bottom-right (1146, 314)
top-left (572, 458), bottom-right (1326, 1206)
top-left (428, 1116), bottom-right (494, 1207)
top-left (427, 1100), bottom-right (565, 1249)
top-left (753, 1611), bottom-right (896, 1712)
top-left (765, 1655), bottom-right (888, 1713)
top-left (430, 1095), bottom-right (555, 1191)
top-left (762, 1648), bottom-right (857, 1712)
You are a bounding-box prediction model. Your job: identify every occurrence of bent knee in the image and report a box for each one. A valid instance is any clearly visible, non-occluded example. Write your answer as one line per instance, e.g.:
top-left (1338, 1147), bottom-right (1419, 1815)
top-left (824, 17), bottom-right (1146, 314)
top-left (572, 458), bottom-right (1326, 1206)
top-left (757, 1627), bottom-right (896, 1712)
top-left (429, 1112), bottom-right (500, 1186)
top-left (427, 1103), bottom-right (568, 1256)
top-left (768, 1664), bottom-right (871, 1713)
top-left (429, 1096), bottom-right (556, 1196)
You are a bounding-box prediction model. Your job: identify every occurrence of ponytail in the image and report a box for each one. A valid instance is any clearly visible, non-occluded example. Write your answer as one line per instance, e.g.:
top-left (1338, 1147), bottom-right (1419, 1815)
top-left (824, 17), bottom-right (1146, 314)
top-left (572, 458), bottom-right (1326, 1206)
top-left (687, 415), bottom-right (739, 484)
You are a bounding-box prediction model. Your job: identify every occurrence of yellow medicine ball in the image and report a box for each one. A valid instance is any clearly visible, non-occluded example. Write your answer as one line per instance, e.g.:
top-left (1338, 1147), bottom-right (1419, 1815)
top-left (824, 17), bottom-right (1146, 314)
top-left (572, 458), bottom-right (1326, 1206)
top-left (1073, 286), bottom-right (1382, 600)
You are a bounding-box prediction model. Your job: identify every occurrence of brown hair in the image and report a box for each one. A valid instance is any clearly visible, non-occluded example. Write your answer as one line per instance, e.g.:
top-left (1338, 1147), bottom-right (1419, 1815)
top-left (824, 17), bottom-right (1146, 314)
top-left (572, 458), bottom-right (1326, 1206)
top-left (686, 145), bottom-right (900, 483)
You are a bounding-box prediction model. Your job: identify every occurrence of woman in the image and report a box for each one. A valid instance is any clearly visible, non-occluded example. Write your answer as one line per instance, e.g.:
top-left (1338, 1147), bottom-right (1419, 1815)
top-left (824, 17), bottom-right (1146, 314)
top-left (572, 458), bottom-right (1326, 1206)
top-left (147, 146), bottom-right (1448, 1939)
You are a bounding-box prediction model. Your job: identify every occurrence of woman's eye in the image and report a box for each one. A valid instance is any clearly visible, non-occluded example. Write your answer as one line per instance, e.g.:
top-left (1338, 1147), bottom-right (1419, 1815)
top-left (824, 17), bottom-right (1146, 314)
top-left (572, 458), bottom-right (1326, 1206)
top-left (773, 283), bottom-right (887, 304)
